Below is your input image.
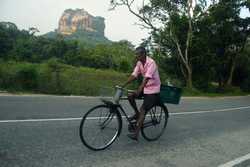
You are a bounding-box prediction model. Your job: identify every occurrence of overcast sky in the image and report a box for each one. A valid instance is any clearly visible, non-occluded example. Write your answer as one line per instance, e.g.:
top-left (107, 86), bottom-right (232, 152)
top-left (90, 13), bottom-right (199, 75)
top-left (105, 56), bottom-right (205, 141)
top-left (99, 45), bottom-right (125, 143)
top-left (0, 0), bottom-right (151, 46)
top-left (0, 0), bottom-right (249, 46)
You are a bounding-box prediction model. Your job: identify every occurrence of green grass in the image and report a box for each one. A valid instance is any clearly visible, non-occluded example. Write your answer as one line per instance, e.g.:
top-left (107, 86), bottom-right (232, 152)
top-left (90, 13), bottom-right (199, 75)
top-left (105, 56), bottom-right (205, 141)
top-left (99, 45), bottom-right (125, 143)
top-left (0, 61), bottom-right (249, 97)
top-left (182, 87), bottom-right (249, 97)
top-left (0, 61), bottom-right (133, 96)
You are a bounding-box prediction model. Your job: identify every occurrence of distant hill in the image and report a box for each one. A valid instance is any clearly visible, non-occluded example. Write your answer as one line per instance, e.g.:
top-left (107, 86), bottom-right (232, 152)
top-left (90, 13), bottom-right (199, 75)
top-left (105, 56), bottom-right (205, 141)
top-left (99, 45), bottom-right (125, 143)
top-left (44, 8), bottom-right (111, 45)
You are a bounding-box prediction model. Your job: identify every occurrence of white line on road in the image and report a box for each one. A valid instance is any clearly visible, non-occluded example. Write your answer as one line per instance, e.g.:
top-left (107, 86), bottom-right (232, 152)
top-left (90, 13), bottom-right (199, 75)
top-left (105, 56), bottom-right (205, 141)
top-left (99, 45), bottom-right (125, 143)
top-left (0, 117), bottom-right (82, 123)
top-left (171, 106), bottom-right (250, 115)
top-left (0, 106), bottom-right (250, 123)
top-left (218, 153), bottom-right (250, 167)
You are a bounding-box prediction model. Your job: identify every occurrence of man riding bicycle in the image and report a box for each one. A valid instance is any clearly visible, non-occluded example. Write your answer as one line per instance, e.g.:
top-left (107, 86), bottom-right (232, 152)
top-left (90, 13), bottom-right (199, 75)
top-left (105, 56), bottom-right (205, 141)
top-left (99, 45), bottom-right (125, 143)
top-left (122, 46), bottom-right (161, 141)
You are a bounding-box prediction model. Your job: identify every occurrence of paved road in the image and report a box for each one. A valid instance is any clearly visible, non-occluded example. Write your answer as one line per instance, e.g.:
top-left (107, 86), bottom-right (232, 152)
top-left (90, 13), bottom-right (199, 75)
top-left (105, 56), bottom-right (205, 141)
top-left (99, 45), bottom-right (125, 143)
top-left (0, 95), bottom-right (250, 167)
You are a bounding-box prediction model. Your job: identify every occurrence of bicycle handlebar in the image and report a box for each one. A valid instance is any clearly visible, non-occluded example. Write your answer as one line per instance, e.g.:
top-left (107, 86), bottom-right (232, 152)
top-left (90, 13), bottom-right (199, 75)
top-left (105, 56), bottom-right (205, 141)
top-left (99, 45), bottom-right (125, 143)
top-left (115, 85), bottom-right (135, 93)
top-left (114, 85), bottom-right (137, 103)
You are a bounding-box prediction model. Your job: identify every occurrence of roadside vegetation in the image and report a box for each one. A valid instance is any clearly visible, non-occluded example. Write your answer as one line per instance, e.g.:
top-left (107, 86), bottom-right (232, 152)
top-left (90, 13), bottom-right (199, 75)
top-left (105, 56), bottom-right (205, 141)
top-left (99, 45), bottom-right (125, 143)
top-left (0, 0), bottom-right (250, 96)
top-left (0, 60), bottom-right (248, 97)
top-left (0, 60), bottom-right (132, 96)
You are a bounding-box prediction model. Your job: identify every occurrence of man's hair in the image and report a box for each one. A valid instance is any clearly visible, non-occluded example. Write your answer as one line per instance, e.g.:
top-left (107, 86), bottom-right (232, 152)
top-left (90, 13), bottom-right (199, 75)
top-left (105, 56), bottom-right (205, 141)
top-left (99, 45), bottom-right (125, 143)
top-left (135, 46), bottom-right (147, 56)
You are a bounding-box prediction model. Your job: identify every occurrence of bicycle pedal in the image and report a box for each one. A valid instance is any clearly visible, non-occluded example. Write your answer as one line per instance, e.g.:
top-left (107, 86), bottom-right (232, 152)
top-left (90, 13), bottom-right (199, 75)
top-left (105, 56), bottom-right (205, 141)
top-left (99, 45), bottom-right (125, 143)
top-left (128, 124), bottom-right (136, 133)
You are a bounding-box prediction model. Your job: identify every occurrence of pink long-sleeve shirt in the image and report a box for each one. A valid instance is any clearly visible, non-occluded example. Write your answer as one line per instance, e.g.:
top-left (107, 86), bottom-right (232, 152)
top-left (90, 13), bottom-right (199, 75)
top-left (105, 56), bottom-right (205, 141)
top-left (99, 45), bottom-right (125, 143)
top-left (132, 56), bottom-right (161, 94)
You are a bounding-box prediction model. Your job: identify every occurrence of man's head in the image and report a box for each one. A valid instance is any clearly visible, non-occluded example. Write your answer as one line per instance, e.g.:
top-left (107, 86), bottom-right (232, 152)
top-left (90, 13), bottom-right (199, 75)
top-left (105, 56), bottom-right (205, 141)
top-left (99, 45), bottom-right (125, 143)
top-left (135, 46), bottom-right (147, 63)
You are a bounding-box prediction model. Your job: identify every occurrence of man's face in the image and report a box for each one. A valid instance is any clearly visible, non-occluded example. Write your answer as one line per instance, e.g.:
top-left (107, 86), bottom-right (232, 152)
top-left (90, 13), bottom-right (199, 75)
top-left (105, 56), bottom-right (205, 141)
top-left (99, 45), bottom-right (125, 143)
top-left (136, 53), bottom-right (145, 63)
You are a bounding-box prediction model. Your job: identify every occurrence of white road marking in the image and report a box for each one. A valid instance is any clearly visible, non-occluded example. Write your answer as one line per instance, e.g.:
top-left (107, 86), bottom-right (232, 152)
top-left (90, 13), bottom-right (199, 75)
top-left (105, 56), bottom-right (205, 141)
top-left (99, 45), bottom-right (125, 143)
top-left (0, 117), bottom-right (82, 123)
top-left (218, 153), bottom-right (250, 167)
top-left (0, 94), bottom-right (249, 99)
top-left (0, 106), bottom-right (250, 123)
top-left (171, 106), bottom-right (250, 116)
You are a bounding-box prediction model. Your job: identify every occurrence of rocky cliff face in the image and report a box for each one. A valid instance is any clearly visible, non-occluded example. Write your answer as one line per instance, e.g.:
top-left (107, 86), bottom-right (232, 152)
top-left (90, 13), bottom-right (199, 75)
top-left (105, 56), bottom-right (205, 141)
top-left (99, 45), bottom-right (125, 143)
top-left (58, 9), bottom-right (105, 36)
top-left (44, 8), bottom-right (109, 45)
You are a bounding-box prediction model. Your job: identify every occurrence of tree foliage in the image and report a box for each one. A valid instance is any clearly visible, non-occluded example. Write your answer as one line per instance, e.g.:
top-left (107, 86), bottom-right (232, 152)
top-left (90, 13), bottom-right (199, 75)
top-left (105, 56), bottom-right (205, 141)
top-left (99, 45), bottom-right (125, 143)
top-left (0, 22), bottom-right (135, 72)
top-left (110, 0), bottom-right (208, 89)
top-left (110, 0), bottom-right (250, 92)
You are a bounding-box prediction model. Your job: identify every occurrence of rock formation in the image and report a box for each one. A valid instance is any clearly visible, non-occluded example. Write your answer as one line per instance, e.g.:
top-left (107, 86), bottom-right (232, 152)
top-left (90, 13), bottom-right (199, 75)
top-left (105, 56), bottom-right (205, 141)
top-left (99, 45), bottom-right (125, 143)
top-left (44, 8), bottom-right (109, 45)
top-left (58, 9), bottom-right (105, 36)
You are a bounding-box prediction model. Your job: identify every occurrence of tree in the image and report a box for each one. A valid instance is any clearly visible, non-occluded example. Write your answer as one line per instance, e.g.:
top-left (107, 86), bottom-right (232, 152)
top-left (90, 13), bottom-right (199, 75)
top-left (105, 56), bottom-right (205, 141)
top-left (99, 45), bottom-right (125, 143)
top-left (110, 0), bottom-right (207, 89)
top-left (202, 0), bottom-right (250, 89)
top-left (28, 27), bottom-right (39, 35)
top-left (0, 22), bottom-right (19, 59)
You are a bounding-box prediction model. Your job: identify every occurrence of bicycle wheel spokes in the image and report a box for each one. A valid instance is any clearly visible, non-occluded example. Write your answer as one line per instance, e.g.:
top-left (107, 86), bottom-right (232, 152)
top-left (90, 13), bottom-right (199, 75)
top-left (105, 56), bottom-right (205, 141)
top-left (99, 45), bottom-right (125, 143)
top-left (141, 105), bottom-right (168, 141)
top-left (80, 105), bottom-right (122, 151)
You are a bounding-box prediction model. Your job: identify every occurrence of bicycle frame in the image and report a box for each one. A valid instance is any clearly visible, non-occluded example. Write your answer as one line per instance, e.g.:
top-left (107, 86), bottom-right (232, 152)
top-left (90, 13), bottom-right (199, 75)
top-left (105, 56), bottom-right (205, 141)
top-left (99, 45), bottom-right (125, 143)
top-left (100, 98), bottom-right (164, 128)
top-left (100, 86), bottom-right (168, 129)
top-left (101, 99), bottom-right (135, 125)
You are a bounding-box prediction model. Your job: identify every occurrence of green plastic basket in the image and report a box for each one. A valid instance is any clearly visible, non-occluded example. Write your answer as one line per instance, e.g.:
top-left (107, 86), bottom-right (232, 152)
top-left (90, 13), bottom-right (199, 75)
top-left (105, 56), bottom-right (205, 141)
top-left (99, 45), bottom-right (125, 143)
top-left (160, 85), bottom-right (182, 104)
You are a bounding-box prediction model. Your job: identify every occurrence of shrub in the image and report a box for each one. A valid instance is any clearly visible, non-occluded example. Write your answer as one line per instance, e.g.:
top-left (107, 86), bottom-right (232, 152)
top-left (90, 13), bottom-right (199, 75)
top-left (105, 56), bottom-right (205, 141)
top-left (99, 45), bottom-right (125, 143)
top-left (118, 60), bottom-right (130, 72)
top-left (241, 77), bottom-right (250, 92)
top-left (15, 65), bottom-right (38, 90)
top-left (0, 61), bottom-right (21, 90)
top-left (37, 59), bottom-right (67, 94)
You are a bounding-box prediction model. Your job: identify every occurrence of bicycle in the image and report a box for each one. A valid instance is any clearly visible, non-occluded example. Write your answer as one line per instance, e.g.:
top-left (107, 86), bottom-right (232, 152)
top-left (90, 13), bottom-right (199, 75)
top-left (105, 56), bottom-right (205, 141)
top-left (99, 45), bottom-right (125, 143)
top-left (79, 86), bottom-right (169, 151)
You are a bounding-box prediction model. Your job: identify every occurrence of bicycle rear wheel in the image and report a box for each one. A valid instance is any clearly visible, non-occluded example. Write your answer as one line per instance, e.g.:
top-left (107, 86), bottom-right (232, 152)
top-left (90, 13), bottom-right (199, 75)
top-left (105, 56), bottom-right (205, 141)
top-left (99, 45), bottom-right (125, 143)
top-left (141, 104), bottom-right (168, 141)
top-left (79, 105), bottom-right (122, 151)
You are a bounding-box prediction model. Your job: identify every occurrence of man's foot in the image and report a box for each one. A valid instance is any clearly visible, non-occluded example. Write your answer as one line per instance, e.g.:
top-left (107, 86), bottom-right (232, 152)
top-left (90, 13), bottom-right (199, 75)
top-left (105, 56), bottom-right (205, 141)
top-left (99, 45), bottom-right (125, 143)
top-left (127, 133), bottom-right (138, 141)
top-left (128, 123), bottom-right (136, 133)
top-left (128, 114), bottom-right (139, 121)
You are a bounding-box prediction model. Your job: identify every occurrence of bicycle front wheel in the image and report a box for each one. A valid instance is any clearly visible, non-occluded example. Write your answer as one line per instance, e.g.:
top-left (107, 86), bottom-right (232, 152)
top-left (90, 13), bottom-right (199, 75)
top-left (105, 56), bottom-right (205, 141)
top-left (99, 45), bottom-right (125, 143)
top-left (79, 105), bottom-right (122, 151)
top-left (141, 104), bottom-right (168, 141)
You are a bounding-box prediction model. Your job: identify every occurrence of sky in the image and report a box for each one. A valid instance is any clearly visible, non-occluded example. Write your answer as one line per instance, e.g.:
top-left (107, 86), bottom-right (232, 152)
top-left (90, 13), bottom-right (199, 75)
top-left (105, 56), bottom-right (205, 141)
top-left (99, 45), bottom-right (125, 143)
top-left (0, 0), bottom-right (151, 46)
top-left (0, 0), bottom-right (249, 46)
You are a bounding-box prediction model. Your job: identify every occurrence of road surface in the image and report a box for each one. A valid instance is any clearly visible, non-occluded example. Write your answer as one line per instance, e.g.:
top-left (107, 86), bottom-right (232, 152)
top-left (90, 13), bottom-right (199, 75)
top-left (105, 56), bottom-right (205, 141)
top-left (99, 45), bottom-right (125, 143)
top-left (0, 95), bottom-right (250, 167)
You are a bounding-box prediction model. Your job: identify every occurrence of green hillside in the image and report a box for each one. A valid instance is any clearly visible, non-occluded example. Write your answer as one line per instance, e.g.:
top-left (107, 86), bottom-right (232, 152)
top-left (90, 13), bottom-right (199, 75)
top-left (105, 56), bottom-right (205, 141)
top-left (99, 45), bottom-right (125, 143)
top-left (44, 30), bottom-right (111, 46)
